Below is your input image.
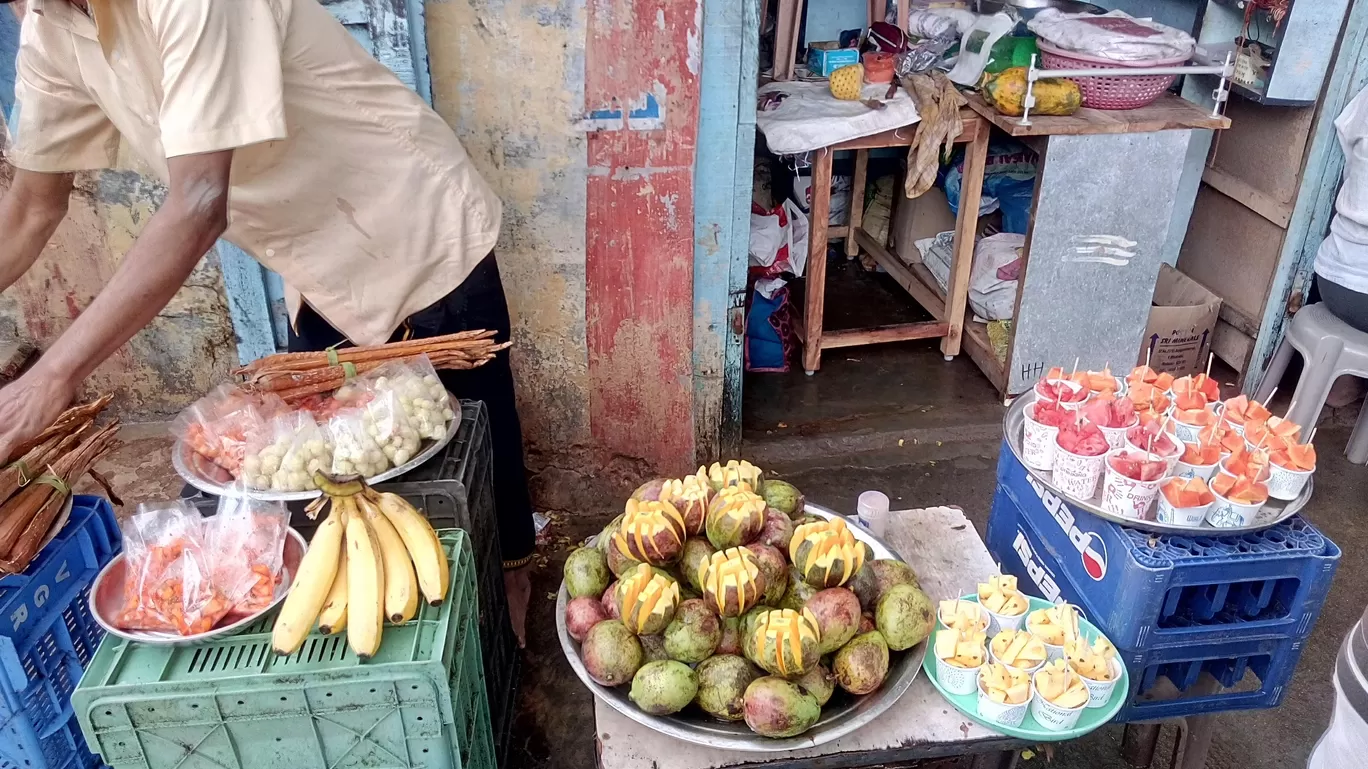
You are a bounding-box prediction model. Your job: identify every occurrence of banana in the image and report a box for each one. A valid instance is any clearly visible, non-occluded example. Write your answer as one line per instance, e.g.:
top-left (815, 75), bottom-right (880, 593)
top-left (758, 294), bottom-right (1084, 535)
top-left (317, 546), bottom-right (350, 635)
top-left (272, 504), bottom-right (345, 655)
top-left (346, 500), bottom-right (386, 659)
top-left (372, 491), bottom-right (449, 605)
top-left (360, 495), bottom-right (419, 623)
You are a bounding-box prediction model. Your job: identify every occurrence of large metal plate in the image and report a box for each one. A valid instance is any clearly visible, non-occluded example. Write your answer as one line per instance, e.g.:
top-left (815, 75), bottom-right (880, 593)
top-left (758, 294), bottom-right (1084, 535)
top-left (1005, 393), bottom-right (1312, 535)
top-left (89, 528), bottom-right (307, 647)
top-left (173, 415), bottom-right (460, 502)
top-left (556, 503), bottom-right (928, 752)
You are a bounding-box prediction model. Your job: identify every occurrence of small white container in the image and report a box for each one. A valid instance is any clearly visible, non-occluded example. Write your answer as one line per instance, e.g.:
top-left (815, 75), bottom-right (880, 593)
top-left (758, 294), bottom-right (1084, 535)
top-left (1021, 403), bottom-right (1060, 471)
top-left (1267, 461), bottom-right (1313, 501)
top-left (1029, 684), bottom-right (1087, 731)
top-left (985, 603), bottom-right (1029, 635)
top-left (1155, 492), bottom-right (1213, 527)
top-left (1097, 417), bottom-right (1137, 451)
top-left (938, 602), bottom-right (991, 633)
top-left (1123, 435), bottom-right (1182, 475)
top-left (936, 654), bottom-right (984, 696)
top-left (1035, 379), bottom-right (1087, 411)
top-left (856, 490), bottom-right (890, 537)
top-left (1099, 449), bottom-right (1164, 521)
top-left (989, 643), bottom-right (1047, 676)
top-left (1218, 456), bottom-right (1271, 484)
top-left (1052, 442), bottom-right (1107, 501)
top-left (1075, 657), bottom-right (1124, 709)
top-left (1206, 489), bottom-right (1266, 528)
top-left (976, 674), bottom-right (1031, 728)
top-left (1173, 449), bottom-right (1220, 482)
top-left (1169, 416), bottom-right (1209, 444)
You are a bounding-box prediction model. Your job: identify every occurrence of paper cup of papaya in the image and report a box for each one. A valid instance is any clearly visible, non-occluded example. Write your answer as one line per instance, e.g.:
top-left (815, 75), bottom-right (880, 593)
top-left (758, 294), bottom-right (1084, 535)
top-left (1168, 400), bottom-right (1218, 444)
top-left (1156, 476), bottom-right (1215, 527)
top-left (1174, 440), bottom-right (1221, 481)
top-left (1206, 473), bottom-right (1269, 528)
top-left (1267, 443), bottom-right (1316, 501)
top-left (1245, 416), bottom-right (1301, 455)
top-left (1220, 446), bottom-right (1272, 484)
top-left (1221, 394), bottom-right (1271, 436)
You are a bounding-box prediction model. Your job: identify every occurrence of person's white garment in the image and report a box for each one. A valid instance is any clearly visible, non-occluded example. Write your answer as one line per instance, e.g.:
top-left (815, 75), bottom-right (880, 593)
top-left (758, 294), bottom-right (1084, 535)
top-left (1316, 87), bottom-right (1368, 294)
top-left (1309, 615), bottom-right (1368, 769)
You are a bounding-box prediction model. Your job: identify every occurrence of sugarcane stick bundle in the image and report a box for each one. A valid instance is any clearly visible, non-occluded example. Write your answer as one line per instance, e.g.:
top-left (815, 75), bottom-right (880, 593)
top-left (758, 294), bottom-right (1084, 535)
top-left (0, 420), bottom-right (120, 575)
top-left (4, 394), bottom-right (113, 464)
top-left (0, 424), bottom-right (91, 509)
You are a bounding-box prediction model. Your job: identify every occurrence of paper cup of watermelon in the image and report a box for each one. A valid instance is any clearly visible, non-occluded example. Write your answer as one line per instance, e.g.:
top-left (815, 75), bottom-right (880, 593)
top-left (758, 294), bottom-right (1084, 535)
top-left (1099, 449), bottom-right (1167, 520)
top-left (1081, 397), bottom-right (1137, 451)
top-left (1156, 477), bottom-right (1216, 526)
top-left (1023, 401), bottom-right (1070, 470)
top-left (1052, 422), bottom-right (1110, 500)
top-left (1206, 474), bottom-right (1269, 528)
top-left (1267, 444), bottom-right (1316, 501)
top-left (1124, 423), bottom-right (1183, 474)
top-left (1036, 378), bottom-right (1088, 411)
top-left (976, 670), bottom-right (1031, 728)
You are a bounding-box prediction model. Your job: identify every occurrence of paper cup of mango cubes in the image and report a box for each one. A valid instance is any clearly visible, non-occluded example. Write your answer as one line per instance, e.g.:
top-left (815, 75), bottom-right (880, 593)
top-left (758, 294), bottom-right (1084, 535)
top-left (1030, 660), bottom-right (1090, 731)
top-left (978, 575), bottom-right (1029, 634)
top-left (1026, 603), bottom-right (1084, 662)
top-left (1065, 637), bottom-right (1123, 708)
top-left (990, 629), bottom-right (1048, 675)
top-left (934, 626), bottom-right (986, 696)
top-left (977, 663), bottom-right (1032, 728)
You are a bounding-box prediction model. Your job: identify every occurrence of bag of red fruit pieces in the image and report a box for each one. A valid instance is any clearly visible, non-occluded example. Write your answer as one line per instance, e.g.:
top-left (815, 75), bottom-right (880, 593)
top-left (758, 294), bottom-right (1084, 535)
top-left (1082, 395), bottom-right (1137, 450)
top-left (205, 491), bottom-right (291, 621)
top-left (1023, 399), bottom-right (1072, 471)
top-left (1052, 419), bottom-right (1110, 500)
top-left (1157, 477), bottom-right (1215, 526)
top-left (116, 501), bottom-right (234, 637)
top-left (173, 385), bottom-right (286, 480)
top-left (1267, 442), bottom-right (1316, 501)
top-left (1125, 421), bottom-right (1181, 473)
top-left (1100, 448), bottom-right (1168, 520)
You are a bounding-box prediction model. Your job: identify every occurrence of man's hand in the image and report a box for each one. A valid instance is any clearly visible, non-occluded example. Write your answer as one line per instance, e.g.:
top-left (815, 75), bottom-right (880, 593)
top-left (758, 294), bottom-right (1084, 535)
top-left (0, 150), bottom-right (233, 459)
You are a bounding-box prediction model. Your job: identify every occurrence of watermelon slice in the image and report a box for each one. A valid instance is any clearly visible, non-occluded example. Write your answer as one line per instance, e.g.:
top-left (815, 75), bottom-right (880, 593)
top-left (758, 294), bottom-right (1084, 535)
top-left (1108, 450), bottom-right (1168, 482)
top-left (1211, 473), bottom-right (1269, 505)
top-left (1037, 378), bottom-right (1088, 404)
top-left (1223, 395), bottom-right (1272, 426)
top-left (1171, 374), bottom-right (1220, 403)
top-left (1082, 397), bottom-right (1137, 429)
top-left (1180, 440), bottom-right (1222, 466)
top-left (1056, 420), bottom-right (1109, 457)
top-left (1031, 401), bottom-right (1072, 429)
top-left (1271, 443), bottom-right (1316, 471)
top-left (1161, 477), bottom-right (1215, 507)
top-left (1172, 406), bottom-right (1217, 427)
top-left (1127, 421), bottom-right (1179, 457)
top-left (1224, 446), bottom-right (1270, 481)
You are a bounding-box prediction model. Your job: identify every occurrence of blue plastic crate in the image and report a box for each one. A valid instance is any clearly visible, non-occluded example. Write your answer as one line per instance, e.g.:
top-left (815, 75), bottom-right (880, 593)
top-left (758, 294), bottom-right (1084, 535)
top-left (1111, 632), bottom-right (1307, 722)
top-left (987, 441), bottom-right (1340, 650)
top-left (0, 496), bottom-right (119, 769)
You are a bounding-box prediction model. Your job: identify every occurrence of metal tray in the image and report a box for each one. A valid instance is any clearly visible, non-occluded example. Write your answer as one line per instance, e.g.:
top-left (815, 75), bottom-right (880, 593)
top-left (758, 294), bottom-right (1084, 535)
top-left (89, 527), bottom-right (307, 646)
top-left (556, 502), bottom-right (928, 752)
top-left (173, 415), bottom-right (460, 502)
top-left (1005, 394), bottom-right (1312, 535)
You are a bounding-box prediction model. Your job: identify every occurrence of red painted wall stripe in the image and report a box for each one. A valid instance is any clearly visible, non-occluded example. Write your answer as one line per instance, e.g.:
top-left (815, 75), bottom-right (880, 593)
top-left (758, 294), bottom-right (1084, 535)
top-left (584, 0), bottom-right (701, 472)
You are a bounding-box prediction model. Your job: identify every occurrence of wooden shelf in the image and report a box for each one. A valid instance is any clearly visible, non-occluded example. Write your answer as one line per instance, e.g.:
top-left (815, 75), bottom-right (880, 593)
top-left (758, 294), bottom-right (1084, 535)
top-left (965, 92), bottom-right (1231, 137)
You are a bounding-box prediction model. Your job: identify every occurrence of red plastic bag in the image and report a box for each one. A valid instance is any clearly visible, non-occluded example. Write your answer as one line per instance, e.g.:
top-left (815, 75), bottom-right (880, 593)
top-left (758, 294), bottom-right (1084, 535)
top-left (117, 502), bottom-right (233, 635)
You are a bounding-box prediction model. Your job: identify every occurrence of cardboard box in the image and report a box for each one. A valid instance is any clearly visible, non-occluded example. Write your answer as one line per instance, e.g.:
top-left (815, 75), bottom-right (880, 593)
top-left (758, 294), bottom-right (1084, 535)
top-left (806, 43), bottom-right (861, 77)
top-left (891, 186), bottom-right (958, 266)
top-left (1137, 264), bottom-right (1222, 376)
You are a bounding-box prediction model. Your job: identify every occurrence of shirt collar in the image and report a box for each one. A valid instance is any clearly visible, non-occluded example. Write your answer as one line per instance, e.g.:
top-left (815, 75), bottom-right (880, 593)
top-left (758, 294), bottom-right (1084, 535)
top-left (27, 0), bottom-right (100, 42)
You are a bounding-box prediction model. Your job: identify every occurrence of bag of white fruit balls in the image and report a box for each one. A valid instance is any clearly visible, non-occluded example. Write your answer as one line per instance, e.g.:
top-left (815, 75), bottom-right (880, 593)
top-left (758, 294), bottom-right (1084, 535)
top-left (363, 356), bottom-right (456, 445)
top-left (241, 412), bottom-right (334, 492)
top-left (327, 407), bottom-right (391, 479)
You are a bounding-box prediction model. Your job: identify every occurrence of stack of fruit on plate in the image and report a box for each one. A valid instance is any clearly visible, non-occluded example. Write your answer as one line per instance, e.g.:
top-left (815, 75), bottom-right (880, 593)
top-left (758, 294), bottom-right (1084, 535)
top-left (1024, 361), bottom-right (1317, 527)
top-left (560, 461), bottom-right (936, 739)
top-left (931, 577), bottom-right (1122, 731)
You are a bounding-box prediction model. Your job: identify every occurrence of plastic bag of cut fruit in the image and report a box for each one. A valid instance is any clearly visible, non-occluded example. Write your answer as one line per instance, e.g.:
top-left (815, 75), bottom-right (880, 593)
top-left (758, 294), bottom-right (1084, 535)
top-left (242, 412), bottom-right (334, 492)
top-left (342, 367), bottom-right (425, 468)
top-left (362, 356), bottom-right (455, 444)
top-left (328, 407), bottom-right (390, 478)
top-left (206, 491), bottom-right (290, 618)
top-left (117, 501), bottom-right (233, 635)
top-left (173, 385), bottom-right (286, 477)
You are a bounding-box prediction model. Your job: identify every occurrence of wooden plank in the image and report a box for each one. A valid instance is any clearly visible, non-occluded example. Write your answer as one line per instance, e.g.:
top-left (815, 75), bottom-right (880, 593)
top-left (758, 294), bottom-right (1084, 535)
top-left (830, 112), bottom-right (980, 150)
top-left (802, 148), bottom-right (834, 373)
top-left (596, 507), bottom-right (1022, 769)
top-left (1202, 167), bottom-right (1293, 228)
top-left (820, 322), bottom-right (952, 348)
top-left (828, 226), bottom-right (850, 239)
top-left (857, 229), bottom-right (947, 321)
top-left (964, 320), bottom-right (1009, 394)
top-left (964, 93), bottom-right (1230, 137)
top-left (773, 0), bottom-right (799, 80)
top-left (846, 150), bottom-right (869, 258)
top-left (943, 119), bottom-right (989, 357)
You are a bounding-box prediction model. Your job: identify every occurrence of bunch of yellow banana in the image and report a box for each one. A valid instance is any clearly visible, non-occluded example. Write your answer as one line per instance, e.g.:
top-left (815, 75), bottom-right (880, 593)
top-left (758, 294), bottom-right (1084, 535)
top-left (271, 473), bottom-right (450, 659)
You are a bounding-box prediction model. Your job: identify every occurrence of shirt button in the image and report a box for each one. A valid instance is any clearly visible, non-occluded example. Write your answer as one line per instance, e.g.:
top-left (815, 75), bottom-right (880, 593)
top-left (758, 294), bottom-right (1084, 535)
top-left (265, 248), bottom-right (277, 257)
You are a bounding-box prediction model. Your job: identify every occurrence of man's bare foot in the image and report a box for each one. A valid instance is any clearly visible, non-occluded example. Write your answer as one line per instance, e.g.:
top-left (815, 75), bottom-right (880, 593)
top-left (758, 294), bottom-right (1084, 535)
top-left (504, 566), bottom-right (531, 649)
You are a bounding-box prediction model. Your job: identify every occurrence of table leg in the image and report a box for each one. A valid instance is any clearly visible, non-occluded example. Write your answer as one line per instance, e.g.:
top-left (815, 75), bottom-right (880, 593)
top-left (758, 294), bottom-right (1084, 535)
top-left (1121, 723), bottom-right (1161, 767)
top-left (803, 147), bottom-right (834, 374)
top-left (897, 0), bottom-right (909, 32)
top-left (846, 149), bottom-right (869, 259)
top-left (1171, 713), bottom-right (1216, 769)
top-left (970, 749), bottom-right (1020, 769)
top-left (941, 119), bottom-right (989, 360)
top-left (774, 0), bottom-right (798, 80)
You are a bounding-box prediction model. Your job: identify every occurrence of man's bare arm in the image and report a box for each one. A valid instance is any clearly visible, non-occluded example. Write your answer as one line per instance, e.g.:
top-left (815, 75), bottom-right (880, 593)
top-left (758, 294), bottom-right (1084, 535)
top-left (0, 150), bottom-right (234, 460)
top-left (0, 169), bottom-right (74, 292)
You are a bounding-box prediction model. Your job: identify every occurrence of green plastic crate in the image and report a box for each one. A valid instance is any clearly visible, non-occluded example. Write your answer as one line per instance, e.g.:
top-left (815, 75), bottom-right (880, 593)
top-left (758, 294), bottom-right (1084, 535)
top-left (72, 531), bottom-right (493, 769)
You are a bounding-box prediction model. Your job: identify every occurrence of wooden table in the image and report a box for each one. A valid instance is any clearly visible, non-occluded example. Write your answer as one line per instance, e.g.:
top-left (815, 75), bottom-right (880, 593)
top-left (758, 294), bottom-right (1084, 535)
top-left (802, 110), bottom-right (991, 374)
top-left (594, 507), bottom-right (1024, 769)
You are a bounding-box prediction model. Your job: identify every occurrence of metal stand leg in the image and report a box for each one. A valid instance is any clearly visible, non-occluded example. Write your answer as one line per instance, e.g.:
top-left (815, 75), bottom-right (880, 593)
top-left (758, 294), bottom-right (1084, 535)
top-left (1122, 723), bottom-right (1161, 767)
top-left (1171, 713), bottom-right (1217, 769)
top-left (970, 749), bottom-right (1020, 769)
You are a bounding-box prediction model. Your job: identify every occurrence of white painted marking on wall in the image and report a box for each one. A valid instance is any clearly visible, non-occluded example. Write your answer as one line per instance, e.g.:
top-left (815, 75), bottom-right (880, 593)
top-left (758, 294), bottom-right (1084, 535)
top-left (1063, 234), bottom-right (1138, 266)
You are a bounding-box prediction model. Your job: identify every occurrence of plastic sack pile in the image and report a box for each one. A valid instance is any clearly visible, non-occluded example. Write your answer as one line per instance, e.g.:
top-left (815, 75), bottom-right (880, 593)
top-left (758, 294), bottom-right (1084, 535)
top-left (1028, 10), bottom-right (1196, 62)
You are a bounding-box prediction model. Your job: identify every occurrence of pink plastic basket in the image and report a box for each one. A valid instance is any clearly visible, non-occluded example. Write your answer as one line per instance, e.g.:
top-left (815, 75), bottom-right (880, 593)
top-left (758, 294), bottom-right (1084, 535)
top-left (1037, 41), bottom-right (1190, 110)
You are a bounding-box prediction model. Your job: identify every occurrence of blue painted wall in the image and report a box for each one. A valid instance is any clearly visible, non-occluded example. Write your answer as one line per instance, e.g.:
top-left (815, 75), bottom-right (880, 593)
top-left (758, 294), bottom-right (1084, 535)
top-left (806, 0), bottom-right (866, 46)
top-left (1, 8), bottom-right (18, 124)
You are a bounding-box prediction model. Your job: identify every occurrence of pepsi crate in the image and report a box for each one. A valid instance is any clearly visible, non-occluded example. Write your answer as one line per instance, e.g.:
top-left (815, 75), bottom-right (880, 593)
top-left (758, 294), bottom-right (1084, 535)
top-left (986, 439), bottom-right (1341, 650)
top-left (1111, 632), bottom-right (1308, 721)
top-left (0, 495), bottom-right (120, 769)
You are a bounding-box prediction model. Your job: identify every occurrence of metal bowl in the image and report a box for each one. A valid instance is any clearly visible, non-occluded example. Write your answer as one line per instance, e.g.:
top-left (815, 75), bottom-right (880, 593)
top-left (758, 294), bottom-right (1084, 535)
top-left (556, 503), bottom-right (928, 752)
top-left (1005, 393), bottom-right (1312, 535)
top-left (90, 527), bottom-right (308, 646)
top-left (173, 415), bottom-right (460, 502)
